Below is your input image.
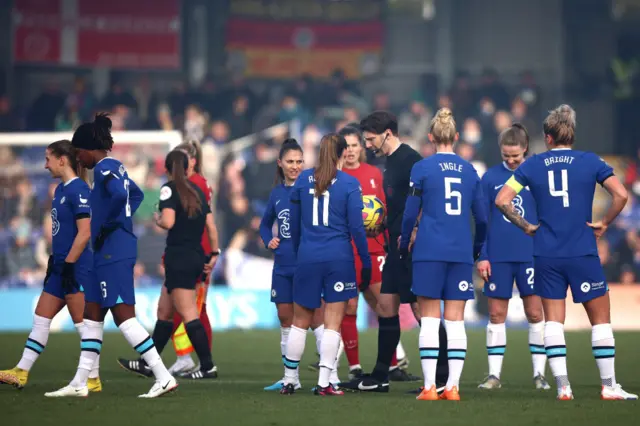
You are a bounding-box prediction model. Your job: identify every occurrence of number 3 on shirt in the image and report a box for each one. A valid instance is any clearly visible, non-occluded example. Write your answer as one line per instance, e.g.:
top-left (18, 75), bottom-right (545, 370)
top-left (124, 179), bottom-right (131, 217)
top-left (309, 188), bottom-right (329, 226)
top-left (444, 177), bottom-right (462, 216)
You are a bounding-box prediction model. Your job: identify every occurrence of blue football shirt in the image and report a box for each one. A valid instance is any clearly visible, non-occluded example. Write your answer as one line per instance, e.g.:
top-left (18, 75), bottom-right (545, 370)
top-left (51, 177), bottom-right (92, 268)
top-left (510, 149), bottom-right (614, 258)
top-left (479, 162), bottom-right (536, 263)
top-left (260, 184), bottom-right (297, 266)
top-left (91, 157), bottom-right (144, 266)
top-left (289, 169), bottom-right (370, 267)
top-left (403, 152), bottom-right (487, 264)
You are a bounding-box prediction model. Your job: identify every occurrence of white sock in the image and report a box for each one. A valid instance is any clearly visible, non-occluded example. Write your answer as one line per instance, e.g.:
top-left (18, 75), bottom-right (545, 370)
top-left (283, 326), bottom-right (306, 385)
top-left (544, 321), bottom-right (570, 388)
top-left (280, 327), bottom-right (291, 378)
top-left (119, 318), bottom-right (172, 382)
top-left (528, 321), bottom-right (546, 377)
top-left (313, 325), bottom-right (324, 355)
top-left (396, 340), bottom-right (407, 361)
top-left (486, 322), bottom-right (506, 379)
top-left (419, 317), bottom-right (441, 389)
top-left (318, 329), bottom-right (341, 388)
top-left (592, 323), bottom-right (616, 387)
top-left (177, 354), bottom-right (192, 363)
top-left (17, 315), bottom-right (51, 371)
top-left (70, 319), bottom-right (103, 388)
top-left (74, 322), bottom-right (85, 336)
top-left (444, 319), bottom-right (467, 390)
top-left (88, 322), bottom-right (103, 379)
top-left (335, 338), bottom-right (344, 369)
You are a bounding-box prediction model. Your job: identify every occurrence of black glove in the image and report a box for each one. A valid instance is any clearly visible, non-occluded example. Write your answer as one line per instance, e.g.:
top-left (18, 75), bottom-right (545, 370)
top-left (44, 255), bottom-right (54, 284)
top-left (360, 267), bottom-right (372, 291)
top-left (61, 262), bottom-right (79, 292)
top-left (94, 224), bottom-right (118, 252)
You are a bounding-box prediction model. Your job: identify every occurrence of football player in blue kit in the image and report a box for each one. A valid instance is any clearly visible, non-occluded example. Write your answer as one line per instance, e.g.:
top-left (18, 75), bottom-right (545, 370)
top-left (280, 133), bottom-right (371, 396)
top-left (49, 114), bottom-right (176, 398)
top-left (399, 108), bottom-right (488, 401)
top-left (260, 139), bottom-right (307, 391)
top-left (476, 124), bottom-right (550, 391)
top-left (496, 104), bottom-right (637, 401)
top-left (0, 140), bottom-right (98, 392)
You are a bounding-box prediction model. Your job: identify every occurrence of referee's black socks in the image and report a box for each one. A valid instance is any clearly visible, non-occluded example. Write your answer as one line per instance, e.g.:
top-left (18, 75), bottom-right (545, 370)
top-left (150, 320), bottom-right (174, 355)
top-left (185, 319), bottom-right (214, 371)
top-left (372, 315), bottom-right (401, 382)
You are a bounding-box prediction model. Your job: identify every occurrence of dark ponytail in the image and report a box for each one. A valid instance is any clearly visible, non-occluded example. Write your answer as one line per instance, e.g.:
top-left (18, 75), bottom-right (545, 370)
top-left (47, 139), bottom-right (87, 182)
top-left (165, 150), bottom-right (202, 218)
top-left (275, 138), bottom-right (303, 185)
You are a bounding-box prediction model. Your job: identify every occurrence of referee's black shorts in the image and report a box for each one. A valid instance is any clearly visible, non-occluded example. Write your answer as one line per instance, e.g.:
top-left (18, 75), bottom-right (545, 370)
top-left (164, 247), bottom-right (205, 293)
top-left (381, 251), bottom-right (416, 304)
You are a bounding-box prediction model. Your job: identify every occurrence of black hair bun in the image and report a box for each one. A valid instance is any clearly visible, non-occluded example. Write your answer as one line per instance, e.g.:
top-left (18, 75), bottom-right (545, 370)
top-left (94, 113), bottom-right (112, 131)
top-left (282, 138), bottom-right (299, 146)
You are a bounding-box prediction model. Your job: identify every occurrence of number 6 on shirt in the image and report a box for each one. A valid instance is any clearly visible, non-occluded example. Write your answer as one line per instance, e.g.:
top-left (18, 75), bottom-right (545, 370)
top-left (309, 188), bottom-right (329, 226)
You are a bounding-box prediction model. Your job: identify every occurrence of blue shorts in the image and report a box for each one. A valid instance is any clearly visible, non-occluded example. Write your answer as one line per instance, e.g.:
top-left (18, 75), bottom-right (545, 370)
top-left (534, 255), bottom-right (608, 304)
top-left (412, 261), bottom-right (475, 301)
top-left (293, 261), bottom-right (357, 309)
top-left (88, 259), bottom-right (136, 308)
top-left (43, 264), bottom-right (92, 300)
top-left (483, 262), bottom-right (535, 299)
top-left (271, 265), bottom-right (295, 304)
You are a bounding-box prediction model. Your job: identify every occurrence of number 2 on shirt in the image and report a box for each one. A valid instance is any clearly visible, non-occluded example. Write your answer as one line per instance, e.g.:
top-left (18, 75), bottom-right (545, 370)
top-left (124, 179), bottom-right (131, 217)
top-left (309, 188), bottom-right (329, 226)
top-left (444, 177), bottom-right (462, 216)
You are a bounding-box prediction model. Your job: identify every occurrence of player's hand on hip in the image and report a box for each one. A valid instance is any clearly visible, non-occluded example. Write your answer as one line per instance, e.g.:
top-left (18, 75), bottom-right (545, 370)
top-left (586, 221), bottom-right (608, 239)
top-left (268, 237), bottom-right (280, 250)
top-left (409, 227), bottom-right (418, 252)
top-left (525, 223), bottom-right (540, 237)
top-left (203, 254), bottom-right (217, 274)
top-left (477, 260), bottom-right (491, 282)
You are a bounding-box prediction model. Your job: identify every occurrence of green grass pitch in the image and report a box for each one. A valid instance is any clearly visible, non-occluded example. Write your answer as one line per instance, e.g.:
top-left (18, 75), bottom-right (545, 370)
top-left (1, 329), bottom-right (638, 426)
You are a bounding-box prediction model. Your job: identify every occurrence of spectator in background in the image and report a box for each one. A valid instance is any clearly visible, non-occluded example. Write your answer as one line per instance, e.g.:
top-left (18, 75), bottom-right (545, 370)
top-left (277, 94), bottom-right (311, 132)
top-left (184, 104), bottom-right (207, 142)
top-left (511, 97), bottom-right (537, 137)
top-left (372, 91), bottom-right (391, 111)
top-left (137, 223), bottom-right (168, 279)
top-left (66, 76), bottom-right (96, 122)
top-left (155, 103), bottom-right (174, 131)
top-left (113, 104), bottom-right (141, 130)
top-left (619, 264), bottom-right (637, 285)
top-left (449, 71), bottom-right (474, 121)
top-left (598, 238), bottom-right (621, 283)
top-left (456, 141), bottom-right (486, 177)
top-left (203, 120), bottom-right (230, 146)
top-left (399, 94), bottom-right (432, 148)
top-left (476, 68), bottom-right (510, 110)
top-left (242, 141), bottom-right (278, 210)
top-left (6, 218), bottom-right (37, 282)
top-left (133, 75), bottom-right (160, 128)
top-left (26, 80), bottom-right (65, 131)
top-left (101, 80), bottom-right (136, 111)
top-left (0, 95), bottom-right (21, 131)
top-left (33, 212), bottom-right (52, 275)
top-left (515, 71), bottom-right (542, 121)
top-left (227, 95), bottom-right (252, 139)
top-left (461, 117), bottom-right (483, 148)
top-left (292, 74), bottom-right (316, 113)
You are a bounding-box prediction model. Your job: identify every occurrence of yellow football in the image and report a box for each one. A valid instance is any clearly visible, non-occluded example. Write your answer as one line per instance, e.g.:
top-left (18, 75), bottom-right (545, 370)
top-left (362, 195), bottom-right (386, 231)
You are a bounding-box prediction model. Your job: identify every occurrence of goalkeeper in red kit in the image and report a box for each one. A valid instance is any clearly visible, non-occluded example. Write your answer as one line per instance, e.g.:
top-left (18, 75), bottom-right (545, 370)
top-left (337, 125), bottom-right (419, 382)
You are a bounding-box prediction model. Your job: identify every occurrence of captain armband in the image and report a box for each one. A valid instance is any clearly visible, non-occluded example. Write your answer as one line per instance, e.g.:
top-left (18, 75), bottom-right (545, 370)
top-left (505, 176), bottom-right (523, 194)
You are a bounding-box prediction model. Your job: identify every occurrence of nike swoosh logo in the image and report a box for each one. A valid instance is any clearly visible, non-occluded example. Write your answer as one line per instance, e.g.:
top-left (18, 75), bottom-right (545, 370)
top-left (494, 184), bottom-right (504, 190)
top-left (275, 200), bottom-right (281, 205)
top-left (358, 382), bottom-right (380, 390)
top-left (79, 197), bottom-right (88, 203)
top-left (162, 381), bottom-right (170, 390)
top-left (101, 170), bottom-right (111, 176)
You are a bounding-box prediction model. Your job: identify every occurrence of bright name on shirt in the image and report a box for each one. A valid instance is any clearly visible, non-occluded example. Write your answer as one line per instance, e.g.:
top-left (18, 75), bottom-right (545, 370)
top-left (439, 162), bottom-right (463, 172)
top-left (544, 156), bottom-right (574, 166)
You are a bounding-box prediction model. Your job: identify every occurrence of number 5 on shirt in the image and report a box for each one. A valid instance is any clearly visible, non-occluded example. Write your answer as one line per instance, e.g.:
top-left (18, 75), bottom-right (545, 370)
top-left (309, 188), bottom-right (329, 226)
top-left (444, 177), bottom-right (462, 216)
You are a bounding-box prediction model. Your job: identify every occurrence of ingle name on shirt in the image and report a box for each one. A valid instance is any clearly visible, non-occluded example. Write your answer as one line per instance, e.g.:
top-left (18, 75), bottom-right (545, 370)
top-left (439, 162), bottom-right (463, 173)
top-left (544, 156), bottom-right (574, 166)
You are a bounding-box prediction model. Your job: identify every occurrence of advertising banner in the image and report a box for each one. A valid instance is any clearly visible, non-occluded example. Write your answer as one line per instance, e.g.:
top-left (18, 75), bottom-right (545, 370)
top-left (13, 0), bottom-right (181, 69)
top-left (225, 0), bottom-right (384, 78)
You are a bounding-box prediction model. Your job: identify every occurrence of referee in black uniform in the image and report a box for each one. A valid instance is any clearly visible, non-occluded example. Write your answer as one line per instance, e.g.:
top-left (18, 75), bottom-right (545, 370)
top-left (119, 150), bottom-right (220, 380)
top-left (341, 111), bottom-right (448, 393)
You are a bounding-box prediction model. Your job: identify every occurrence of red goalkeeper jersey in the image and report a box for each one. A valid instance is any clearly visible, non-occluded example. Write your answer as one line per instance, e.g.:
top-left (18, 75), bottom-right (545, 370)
top-left (188, 173), bottom-right (213, 255)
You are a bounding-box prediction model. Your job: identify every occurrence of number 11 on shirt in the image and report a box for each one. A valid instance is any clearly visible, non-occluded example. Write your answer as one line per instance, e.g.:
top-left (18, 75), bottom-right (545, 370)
top-left (309, 188), bottom-right (329, 226)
